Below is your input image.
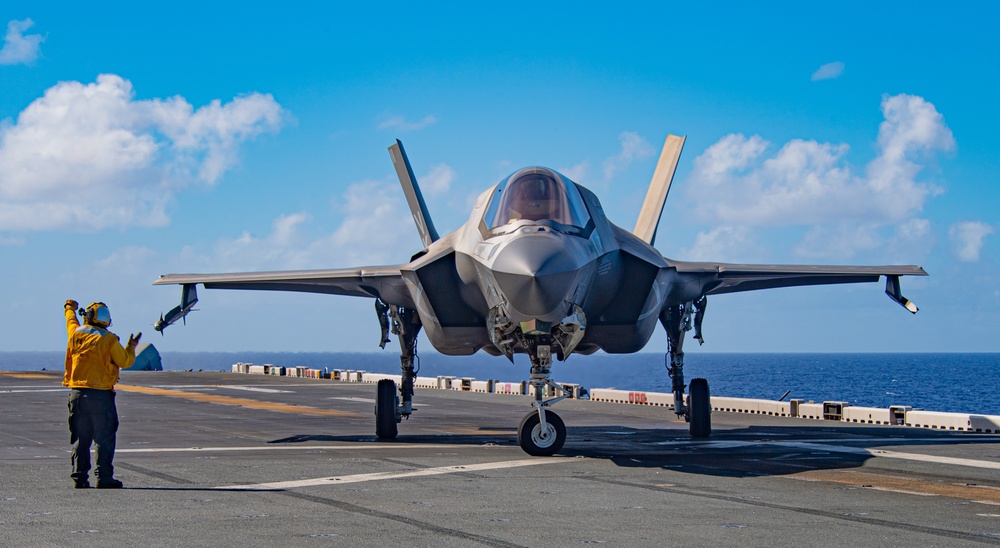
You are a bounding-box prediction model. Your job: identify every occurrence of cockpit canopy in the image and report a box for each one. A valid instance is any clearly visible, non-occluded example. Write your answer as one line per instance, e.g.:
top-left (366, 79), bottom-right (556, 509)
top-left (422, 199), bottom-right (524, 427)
top-left (484, 168), bottom-right (591, 234)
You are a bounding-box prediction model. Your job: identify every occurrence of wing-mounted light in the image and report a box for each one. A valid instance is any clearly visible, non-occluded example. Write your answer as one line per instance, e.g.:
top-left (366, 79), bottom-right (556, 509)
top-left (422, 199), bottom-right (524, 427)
top-left (885, 275), bottom-right (918, 314)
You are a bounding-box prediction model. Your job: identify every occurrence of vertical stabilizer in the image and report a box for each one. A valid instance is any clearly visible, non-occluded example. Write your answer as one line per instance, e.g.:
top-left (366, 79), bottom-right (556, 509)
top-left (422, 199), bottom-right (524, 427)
top-left (633, 134), bottom-right (686, 246)
top-left (388, 140), bottom-right (440, 249)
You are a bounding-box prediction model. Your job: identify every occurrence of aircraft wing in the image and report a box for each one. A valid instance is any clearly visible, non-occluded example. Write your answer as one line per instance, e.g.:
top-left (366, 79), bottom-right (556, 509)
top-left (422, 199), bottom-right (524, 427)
top-left (669, 260), bottom-right (928, 312)
top-left (153, 265), bottom-right (414, 308)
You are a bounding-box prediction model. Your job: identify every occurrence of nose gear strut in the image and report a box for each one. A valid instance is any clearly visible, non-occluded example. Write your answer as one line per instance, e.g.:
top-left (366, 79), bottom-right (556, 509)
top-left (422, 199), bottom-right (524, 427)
top-left (520, 343), bottom-right (569, 456)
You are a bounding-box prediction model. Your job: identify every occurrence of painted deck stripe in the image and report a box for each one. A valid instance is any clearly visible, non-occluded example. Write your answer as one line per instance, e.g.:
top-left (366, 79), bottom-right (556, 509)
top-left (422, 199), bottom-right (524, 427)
top-left (654, 439), bottom-right (1000, 470)
top-left (116, 384), bottom-right (363, 418)
top-left (117, 444), bottom-right (461, 454)
top-left (216, 458), bottom-right (571, 490)
top-left (776, 441), bottom-right (1000, 470)
top-left (218, 385), bottom-right (293, 394)
top-left (786, 469), bottom-right (1000, 503)
top-left (0, 372), bottom-right (58, 380)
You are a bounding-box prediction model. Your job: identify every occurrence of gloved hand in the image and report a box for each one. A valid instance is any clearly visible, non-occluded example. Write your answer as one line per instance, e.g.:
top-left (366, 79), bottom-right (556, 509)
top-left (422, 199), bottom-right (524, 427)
top-left (128, 332), bottom-right (142, 348)
top-left (65, 299), bottom-right (79, 310)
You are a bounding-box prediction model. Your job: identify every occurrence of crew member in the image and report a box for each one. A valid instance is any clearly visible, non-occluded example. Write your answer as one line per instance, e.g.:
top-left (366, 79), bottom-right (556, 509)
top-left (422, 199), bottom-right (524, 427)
top-left (63, 300), bottom-right (141, 489)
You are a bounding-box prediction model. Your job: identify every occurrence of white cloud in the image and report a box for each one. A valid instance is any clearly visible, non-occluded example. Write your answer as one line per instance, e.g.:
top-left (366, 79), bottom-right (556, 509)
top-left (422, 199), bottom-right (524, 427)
top-left (792, 223), bottom-right (881, 260)
top-left (811, 61), bottom-right (845, 81)
top-left (683, 94), bottom-right (954, 260)
top-left (0, 19), bottom-right (43, 65)
top-left (603, 131), bottom-right (655, 181)
top-left (949, 221), bottom-right (993, 262)
top-left (888, 218), bottom-right (934, 262)
top-left (558, 161), bottom-right (589, 184)
top-left (420, 163), bottom-right (455, 194)
top-left (378, 114), bottom-right (437, 132)
top-left (96, 245), bottom-right (158, 274)
top-left (687, 94), bottom-right (953, 260)
top-left (679, 226), bottom-right (761, 262)
top-left (0, 74), bottom-right (283, 232)
top-left (177, 180), bottom-right (423, 274)
top-left (693, 133), bottom-right (769, 184)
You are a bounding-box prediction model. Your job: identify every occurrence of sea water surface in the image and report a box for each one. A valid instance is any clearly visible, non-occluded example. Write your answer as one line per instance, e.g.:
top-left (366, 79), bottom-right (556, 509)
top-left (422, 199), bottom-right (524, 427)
top-left (3, 351), bottom-right (998, 415)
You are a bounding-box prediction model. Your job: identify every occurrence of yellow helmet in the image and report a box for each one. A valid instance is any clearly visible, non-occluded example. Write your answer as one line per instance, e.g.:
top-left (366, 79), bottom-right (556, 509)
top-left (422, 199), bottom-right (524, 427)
top-left (83, 302), bottom-right (112, 328)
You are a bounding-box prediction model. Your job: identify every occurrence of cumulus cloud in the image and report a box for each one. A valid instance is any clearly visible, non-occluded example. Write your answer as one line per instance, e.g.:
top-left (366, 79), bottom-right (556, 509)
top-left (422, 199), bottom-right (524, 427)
top-left (0, 19), bottom-right (43, 65)
top-left (180, 180), bottom-right (422, 274)
top-left (679, 226), bottom-right (761, 262)
top-left (792, 223), bottom-right (882, 259)
top-left (378, 114), bottom-right (437, 132)
top-left (949, 221), bottom-right (993, 262)
top-left (0, 74), bottom-right (283, 231)
top-left (686, 94), bottom-right (953, 258)
top-left (888, 218), bottom-right (934, 261)
top-left (420, 163), bottom-right (456, 194)
top-left (811, 61), bottom-right (845, 81)
top-left (603, 131), bottom-right (655, 181)
top-left (558, 161), bottom-right (589, 184)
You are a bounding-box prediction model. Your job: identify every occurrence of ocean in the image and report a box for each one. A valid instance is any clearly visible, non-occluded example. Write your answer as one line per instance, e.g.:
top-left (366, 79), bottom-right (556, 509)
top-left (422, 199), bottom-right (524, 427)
top-left (3, 352), bottom-right (998, 416)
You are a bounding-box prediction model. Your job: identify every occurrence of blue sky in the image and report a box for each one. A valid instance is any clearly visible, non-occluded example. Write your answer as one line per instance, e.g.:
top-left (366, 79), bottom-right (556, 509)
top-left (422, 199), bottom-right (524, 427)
top-left (1, 2), bottom-right (997, 354)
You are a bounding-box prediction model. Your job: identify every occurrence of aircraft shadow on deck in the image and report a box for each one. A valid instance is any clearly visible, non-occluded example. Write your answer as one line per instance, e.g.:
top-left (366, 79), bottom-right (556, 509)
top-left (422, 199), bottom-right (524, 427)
top-left (265, 425), bottom-right (1000, 479)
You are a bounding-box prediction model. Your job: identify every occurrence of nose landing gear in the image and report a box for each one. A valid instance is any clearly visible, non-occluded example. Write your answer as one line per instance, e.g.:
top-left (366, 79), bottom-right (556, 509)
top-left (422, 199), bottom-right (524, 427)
top-left (518, 343), bottom-right (569, 456)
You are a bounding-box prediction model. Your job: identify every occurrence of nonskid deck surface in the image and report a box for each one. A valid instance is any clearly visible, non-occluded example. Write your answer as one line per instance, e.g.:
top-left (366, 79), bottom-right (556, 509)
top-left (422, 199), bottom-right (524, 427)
top-left (2, 370), bottom-right (999, 546)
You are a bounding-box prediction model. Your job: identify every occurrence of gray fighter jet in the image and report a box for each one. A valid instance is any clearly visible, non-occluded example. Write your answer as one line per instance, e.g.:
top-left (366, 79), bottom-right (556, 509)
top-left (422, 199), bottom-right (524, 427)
top-left (154, 135), bottom-right (926, 456)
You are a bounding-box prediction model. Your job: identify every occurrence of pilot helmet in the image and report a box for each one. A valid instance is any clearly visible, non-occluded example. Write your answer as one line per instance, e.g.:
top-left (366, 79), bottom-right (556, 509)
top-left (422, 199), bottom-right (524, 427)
top-left (84, 302), bottom-right (112, 328)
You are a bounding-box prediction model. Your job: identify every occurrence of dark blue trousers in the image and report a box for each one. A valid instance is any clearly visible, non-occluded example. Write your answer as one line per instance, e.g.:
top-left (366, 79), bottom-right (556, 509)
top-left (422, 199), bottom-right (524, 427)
top-left (68, 389), bottom-right (118, 484)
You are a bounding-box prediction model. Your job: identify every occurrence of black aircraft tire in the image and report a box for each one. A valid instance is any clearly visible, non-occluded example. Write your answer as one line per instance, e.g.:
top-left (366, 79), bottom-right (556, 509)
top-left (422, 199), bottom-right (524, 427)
top-left (375, 379), bottom-right (398, 440)
top-left (689, 378), bottom-right (712, 439)
top-left (517, 410), bottom-right (566, 456)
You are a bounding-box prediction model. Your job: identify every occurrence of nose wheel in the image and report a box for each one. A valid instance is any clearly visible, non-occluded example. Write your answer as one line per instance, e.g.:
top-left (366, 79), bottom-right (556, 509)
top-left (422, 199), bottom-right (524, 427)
top-left (518, 410), bottom-right (566, 456)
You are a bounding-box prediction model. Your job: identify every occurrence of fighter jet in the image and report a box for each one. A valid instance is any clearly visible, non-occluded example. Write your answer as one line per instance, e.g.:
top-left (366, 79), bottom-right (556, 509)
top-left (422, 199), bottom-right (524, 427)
top-left (154, 136), bottom-right (926, 456)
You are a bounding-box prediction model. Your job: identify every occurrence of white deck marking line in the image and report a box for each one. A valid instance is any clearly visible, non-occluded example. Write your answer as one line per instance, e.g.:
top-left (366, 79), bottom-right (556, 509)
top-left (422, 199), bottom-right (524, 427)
top-left (218, 385), bottom-right (293, 394)
top-left (326, 396), bottom-right (429, 407)
top-left (0, 389), bottom-right (68, 393)
top-left (216, 458), bottom-right (571, 490)
top-left (117, 444), bottom-right (462, 454)
top-left (652, 439), bottom-right (1000, 470)
top-left (777, 441), bottom-right (1000, 470)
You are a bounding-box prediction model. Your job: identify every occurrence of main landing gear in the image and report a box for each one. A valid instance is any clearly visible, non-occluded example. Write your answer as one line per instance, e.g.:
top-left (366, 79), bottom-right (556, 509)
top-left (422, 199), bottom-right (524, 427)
top-left (662, 298), bottom-right (712, 438)
top-left (373, 300), bottom-right (420, 441)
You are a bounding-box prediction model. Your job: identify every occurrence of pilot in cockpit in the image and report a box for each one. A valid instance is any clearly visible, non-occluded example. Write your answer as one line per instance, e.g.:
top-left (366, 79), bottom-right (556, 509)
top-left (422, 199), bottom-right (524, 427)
top-left (503, 174), bottom-right (562, 223)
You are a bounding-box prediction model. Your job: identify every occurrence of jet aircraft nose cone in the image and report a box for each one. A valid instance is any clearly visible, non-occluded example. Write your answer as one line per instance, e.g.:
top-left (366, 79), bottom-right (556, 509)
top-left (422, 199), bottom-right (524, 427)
top-left (491, 234), bottom-right (582, 317)
top-left (492, 233), bottom-right (577, 277)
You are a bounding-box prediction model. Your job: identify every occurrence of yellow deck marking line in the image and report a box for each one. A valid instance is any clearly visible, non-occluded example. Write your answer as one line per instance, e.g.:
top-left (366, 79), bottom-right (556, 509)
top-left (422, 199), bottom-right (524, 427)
top-left (116, 384), bottom-right (363, 418)
top-left (217, 457), bottom-right (571, 490)
top-left (0, 372), bottom-right (58, 380)
top-left (786, 469), bottom-right (1000, 503)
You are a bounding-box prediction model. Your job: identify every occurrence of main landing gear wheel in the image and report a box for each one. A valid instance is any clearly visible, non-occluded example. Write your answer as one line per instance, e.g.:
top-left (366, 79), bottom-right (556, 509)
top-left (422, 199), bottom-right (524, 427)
top-left (518, 410), bottom-right (566, 456)
top-left (688, 377), bottom-right (711, 439)
top-left (375, 379), bottom-right (398, 440)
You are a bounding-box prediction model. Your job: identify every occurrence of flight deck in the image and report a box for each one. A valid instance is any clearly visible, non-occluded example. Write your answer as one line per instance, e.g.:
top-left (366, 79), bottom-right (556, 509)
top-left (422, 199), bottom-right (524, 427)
top-left (2, 369), bottom-right (999, 546)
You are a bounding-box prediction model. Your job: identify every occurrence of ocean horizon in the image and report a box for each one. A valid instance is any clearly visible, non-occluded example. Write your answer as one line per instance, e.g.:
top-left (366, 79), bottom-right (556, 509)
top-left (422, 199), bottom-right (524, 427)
top-left (4, 351), bottom-right (998, 416)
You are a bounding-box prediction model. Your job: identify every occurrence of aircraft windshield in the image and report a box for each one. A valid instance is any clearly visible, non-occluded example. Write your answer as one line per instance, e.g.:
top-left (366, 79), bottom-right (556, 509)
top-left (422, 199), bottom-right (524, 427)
top-left (485, 169), bottom-right (590, 231)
